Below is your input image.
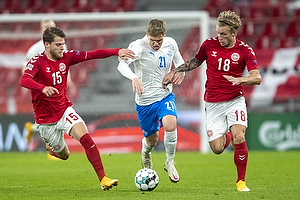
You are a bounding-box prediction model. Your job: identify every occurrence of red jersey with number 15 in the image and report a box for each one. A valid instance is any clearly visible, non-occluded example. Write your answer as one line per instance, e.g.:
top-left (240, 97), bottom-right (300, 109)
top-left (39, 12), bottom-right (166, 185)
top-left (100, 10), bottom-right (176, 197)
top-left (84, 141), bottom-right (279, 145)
top-left (195, 37), bottom-right (258, 103)
top-left (20, 49), bottom-right (119, 124)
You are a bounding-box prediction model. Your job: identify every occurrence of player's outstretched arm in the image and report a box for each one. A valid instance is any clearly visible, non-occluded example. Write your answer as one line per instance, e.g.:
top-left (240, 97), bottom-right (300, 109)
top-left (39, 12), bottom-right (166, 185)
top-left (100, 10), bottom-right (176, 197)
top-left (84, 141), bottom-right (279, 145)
top-left (173, 58), bottom-right (203, 73)
top-left (223, 69), bottom-right (262, 86)
top-left (118, 49), bottom-right (135, 60)
top-left (163, 58), bottom-right (203, 88)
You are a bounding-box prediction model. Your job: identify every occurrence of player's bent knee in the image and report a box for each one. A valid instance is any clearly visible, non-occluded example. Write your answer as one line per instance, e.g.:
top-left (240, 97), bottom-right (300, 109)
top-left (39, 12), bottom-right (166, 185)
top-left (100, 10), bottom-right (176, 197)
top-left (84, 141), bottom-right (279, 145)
top-left (209, 143), bottom-right (224, 155)
top-left (211, 148), bottom-right (224, 155)
top-left (147, 140), bottom-right (158, 147)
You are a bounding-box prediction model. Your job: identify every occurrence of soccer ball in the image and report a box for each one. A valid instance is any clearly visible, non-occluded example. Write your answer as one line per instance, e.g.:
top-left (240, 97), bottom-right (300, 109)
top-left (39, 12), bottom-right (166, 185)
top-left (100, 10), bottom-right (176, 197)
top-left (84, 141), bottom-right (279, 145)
top-left (134, 168), bottom-right (159, 191)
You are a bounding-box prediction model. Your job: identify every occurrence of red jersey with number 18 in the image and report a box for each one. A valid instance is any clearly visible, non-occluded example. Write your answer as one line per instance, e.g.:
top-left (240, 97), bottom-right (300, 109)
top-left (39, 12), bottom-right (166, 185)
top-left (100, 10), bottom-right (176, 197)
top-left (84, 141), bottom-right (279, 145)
top-left (195, 37), bottom-right (258, 103)
top-left (20, 49), bottom-right (119, 124)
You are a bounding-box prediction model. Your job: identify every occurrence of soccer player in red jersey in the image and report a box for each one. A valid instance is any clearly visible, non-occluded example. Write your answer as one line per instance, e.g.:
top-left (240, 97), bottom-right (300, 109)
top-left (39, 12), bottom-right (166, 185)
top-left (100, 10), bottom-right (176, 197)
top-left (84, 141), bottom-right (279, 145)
top-left (20, 26), bottom-right (134, 191)
top-left (163, 10), bottom-right (262, 191)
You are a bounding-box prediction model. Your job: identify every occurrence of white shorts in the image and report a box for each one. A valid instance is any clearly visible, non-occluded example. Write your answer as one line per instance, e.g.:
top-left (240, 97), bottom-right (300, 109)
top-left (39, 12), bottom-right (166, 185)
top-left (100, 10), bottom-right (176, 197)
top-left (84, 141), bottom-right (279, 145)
top-left (205, 96), bottom-right (248, 142)
top-left (36, 107), bottom-right (85, 153)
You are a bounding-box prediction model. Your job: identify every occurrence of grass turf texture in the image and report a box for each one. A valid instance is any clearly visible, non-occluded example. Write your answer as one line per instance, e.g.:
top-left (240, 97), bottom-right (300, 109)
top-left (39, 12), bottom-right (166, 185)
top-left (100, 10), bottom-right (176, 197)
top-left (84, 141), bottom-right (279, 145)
top-left (0, 151), bottom-right (299, 200)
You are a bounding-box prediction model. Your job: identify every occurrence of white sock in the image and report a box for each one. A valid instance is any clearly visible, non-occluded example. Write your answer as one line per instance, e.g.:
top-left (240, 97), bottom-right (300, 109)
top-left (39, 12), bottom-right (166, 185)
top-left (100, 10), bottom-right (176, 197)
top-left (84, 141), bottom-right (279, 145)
top-left (164, 130), bottom-right (177, 165)
top-left (141, 137), bottom-right (153, 157)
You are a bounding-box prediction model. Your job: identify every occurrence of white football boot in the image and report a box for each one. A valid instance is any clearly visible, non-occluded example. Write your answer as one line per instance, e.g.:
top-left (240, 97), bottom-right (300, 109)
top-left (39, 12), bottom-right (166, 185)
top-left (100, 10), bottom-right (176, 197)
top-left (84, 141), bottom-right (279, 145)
top-left (164, 162), bottom-right (180, 183)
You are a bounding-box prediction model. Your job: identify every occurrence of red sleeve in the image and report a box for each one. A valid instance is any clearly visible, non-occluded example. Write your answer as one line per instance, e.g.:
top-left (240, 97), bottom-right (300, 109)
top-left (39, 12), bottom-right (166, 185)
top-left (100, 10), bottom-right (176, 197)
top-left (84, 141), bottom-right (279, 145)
top-left (86, 48), bottom-right (120, 59)
top-left (19, 73), bottom-right (45, 91)
top-left (244, 47), bottom-right (258, 71)
top-left (195, 40), bottom-right (208, 62)
top-left (68, 48), bottom-right (120, 66)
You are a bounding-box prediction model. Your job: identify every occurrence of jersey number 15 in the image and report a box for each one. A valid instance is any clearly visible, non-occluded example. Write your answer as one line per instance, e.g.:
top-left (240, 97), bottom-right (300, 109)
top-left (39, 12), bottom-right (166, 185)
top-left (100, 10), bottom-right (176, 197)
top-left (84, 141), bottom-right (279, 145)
top-left (52, 71), bottom-right (63, 85)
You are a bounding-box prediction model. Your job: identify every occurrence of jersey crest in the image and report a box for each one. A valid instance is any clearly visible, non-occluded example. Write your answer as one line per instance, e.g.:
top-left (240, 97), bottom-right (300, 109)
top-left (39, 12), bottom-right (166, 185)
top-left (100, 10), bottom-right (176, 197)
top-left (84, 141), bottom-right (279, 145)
top-left (59, 63), bottom-right (67, 72)
top-left (231, 53), bottom-right (240, 62)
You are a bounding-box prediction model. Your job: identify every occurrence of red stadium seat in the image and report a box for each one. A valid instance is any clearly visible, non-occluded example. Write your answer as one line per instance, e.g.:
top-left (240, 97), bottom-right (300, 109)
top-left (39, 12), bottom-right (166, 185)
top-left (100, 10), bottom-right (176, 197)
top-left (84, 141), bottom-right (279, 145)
top-left (0, 69), bottom-right (8, 102)
top-left (67, 83), bottom-right (80, 101)
top-left (70, 65), bottom-right (89, 86)
top-left (174, 68), bottom-right (201, 105)
top-left (255, 49), bottom-right (274, 68)
top-left (117, 0), bottom-right (136, 12)
top-left (14, 85), bottom-right (31, 101)
top-left (248, 7), bottom-right (267, 19)
top-left (5, 68), bottom-right (22, 86)
top-left (204, 0), bottom-right (232, 17)
top-left (294, 9), bottom-right (300, 16)
top-left (270, 5), bottom-right (288, 18)
top-left (278, 37), bottom-right (295, 48)
top-left (0, 0), bottom-right (23, 14)
top-left (238, 21), bottom-right (255, 38)
top-left (284, 21), bottom-right (300, 38)
top-left (274, 75), bottom-right (300, 103)
top-left (254, 36), bottom-right (270, 49)
top-left (260, 22), bottom-right (279, 38)
top-left (93, 0), bottom-right (118, 12)
top-left (254, 36), bottom-right (281, 50)
top-left (243, 85), bottom-right (255, 105)
top-left (0, 82), bottom-right (7, 113)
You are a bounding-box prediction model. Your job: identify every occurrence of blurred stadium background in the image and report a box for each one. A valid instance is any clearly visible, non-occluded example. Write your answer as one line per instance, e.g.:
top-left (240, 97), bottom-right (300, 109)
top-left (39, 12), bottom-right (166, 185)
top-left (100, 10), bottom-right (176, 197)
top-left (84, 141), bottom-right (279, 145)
top-left (0, 0), bottom-right (299, 153)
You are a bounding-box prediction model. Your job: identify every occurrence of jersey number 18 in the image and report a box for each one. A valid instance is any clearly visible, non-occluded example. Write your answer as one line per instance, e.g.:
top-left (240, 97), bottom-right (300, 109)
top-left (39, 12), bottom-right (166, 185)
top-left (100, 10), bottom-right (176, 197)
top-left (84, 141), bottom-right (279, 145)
top-left (218, 58), bottom-right (230, 71)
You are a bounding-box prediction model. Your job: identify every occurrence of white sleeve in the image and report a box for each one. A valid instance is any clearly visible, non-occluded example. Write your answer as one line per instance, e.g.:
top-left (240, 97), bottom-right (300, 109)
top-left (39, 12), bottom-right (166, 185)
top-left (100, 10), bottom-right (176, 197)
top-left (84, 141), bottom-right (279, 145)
top-left (117, 39), bottom-right (143, 80)
top-left (117, 61), bottom-right (138, 80)
top-left (171, 40), bottom-right (185, 75)
top-left (173, 50), bottom-right (185, 68)
top-left (172, 39), bottom-right (185, 67)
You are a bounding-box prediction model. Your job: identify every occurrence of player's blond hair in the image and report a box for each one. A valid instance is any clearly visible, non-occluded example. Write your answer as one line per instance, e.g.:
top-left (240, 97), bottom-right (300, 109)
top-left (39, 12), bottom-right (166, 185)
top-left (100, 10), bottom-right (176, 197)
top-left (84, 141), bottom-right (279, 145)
top-left (146, 19), bottom-right (166, 37)
top-left (217, 10), bottom-right (242, 33)
top-left (40, 19), bottom-right (56, 32)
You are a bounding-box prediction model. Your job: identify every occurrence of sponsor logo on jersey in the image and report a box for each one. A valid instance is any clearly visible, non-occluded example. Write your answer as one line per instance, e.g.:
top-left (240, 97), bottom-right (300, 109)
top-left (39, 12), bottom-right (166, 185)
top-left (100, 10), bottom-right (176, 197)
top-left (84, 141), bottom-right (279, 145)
top-left (150, 51), bottom-right (155, 56)
top-left (231, 53), bottom-right (240, 62)
top-left (26, 63), bottom-right (34, 70)
top-left (46, 67), bottom-right (51, 72)
top-left (211, 51), bottom-right (217, 57)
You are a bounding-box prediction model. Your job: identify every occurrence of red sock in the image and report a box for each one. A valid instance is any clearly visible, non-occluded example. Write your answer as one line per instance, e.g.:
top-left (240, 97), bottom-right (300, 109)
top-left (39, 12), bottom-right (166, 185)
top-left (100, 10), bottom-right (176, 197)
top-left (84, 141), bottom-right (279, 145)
top-left (234, 141), bottom-right (248, 182)
top-left (80, 133), bottom-right (106, 181)
top-left (224, 131), bottom-right (233, 149)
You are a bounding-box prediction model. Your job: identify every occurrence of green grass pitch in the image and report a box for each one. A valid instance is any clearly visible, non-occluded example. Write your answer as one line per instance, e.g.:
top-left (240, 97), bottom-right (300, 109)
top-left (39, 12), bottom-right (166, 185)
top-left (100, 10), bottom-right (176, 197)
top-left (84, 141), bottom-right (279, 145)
top-left (0, 151), bottom-right (299, 200)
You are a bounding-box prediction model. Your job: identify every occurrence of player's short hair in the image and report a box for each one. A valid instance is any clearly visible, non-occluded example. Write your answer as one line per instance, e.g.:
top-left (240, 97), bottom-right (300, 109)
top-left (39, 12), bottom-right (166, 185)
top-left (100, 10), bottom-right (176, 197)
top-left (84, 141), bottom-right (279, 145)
top-left (146, 19), bottom-right (166, 37)
top-left (43, 27), bottom-right (66, 44)
top-left (217, 10), bottom-right (242, 33)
